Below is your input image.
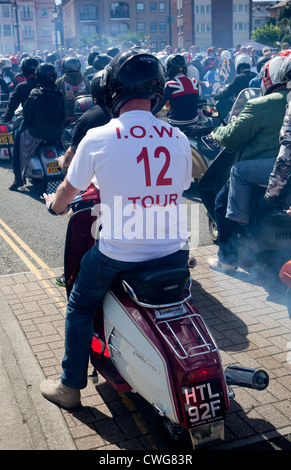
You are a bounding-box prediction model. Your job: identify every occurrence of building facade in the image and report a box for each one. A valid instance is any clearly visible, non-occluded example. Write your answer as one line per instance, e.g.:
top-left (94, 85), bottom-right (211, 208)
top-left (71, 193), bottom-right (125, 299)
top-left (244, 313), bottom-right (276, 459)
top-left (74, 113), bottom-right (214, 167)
top-left (172, 0), bottom-right (253, 52)
top-left (0, 0), bottom-right (57, 55)
top-left (62, 0), bottom-right (172, 52)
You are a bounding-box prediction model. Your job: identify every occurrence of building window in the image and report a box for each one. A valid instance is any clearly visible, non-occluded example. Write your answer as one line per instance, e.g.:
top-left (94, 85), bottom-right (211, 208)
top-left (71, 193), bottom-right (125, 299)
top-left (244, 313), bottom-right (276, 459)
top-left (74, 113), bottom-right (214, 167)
top-left (136, 2), bottom-right (145, 13)
top-left (21, 6), bottom-right (33, 20)
top-left (3, 24), bottom-right (12, 37)
top-left (40, 8), bottom-right (48, 17)
top-left (137, 22), bottom-right (145, 32)
top-left (23, 25), bottom-right (34, 39)
top-left (80, 5), bottom-right (98, 21)
top-left (0, 5), bottom-right (11, 18)
top-left (150, 2), bottom-right (156, 12)
top-left (151, 41), bottom-right (157, 51)
top-left (110, 2), bottom-right (129, 19)
top-left (159, 22), bottom-right (166, 32)
top-left (111, 21), bottom-right (129, 36)
top-left (41, 26), bottom-right (50, 36)
top-left (234, 22), bottom-right (248, 32)
top-left (80, 24), bottom-right (98, 35)
top-left (150, 22), bottom-right (157, 32)
top-left (159, 2), bottom-right (166, 12)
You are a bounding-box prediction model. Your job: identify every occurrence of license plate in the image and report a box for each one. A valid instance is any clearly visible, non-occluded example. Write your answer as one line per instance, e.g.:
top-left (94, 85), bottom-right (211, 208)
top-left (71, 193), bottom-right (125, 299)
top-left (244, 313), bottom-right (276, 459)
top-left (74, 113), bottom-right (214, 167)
top-left (46, 161), bottom-right (60, 174)
top-left (182, 378), bottom-right (226, 428)
top-left (0, 133), bottom-right (13, 146)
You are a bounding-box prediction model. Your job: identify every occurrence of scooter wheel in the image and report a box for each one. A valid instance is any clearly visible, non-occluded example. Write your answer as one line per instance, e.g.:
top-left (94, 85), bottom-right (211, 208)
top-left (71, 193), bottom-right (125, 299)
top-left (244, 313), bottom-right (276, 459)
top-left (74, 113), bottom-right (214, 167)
top-left (208, 216), bottom-right (218, 244)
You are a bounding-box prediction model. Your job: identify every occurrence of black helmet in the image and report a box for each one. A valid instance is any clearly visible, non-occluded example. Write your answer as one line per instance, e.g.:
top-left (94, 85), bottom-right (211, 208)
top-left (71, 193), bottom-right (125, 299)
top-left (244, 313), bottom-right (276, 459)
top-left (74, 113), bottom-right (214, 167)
top-left (87, 51), bottom-right (99, 66)
top-left (165, 54), bottom-right (187, 79)
top-left (46, 52), bottom-right (57, 64)
top-left (102, 49), bottom-right (165, 117)
top-left (107, 47), bottom-right (120, 58)
top-left (91, 71), bottom-right (105, 103)
top-left (62, 56), bottom-right (81, 73)
top-left (93, 54), bottom-right (111, 71)
top-left (36, 63), bottom-right (57, 85)
top-left (21, 57), bottom-right (39, 78)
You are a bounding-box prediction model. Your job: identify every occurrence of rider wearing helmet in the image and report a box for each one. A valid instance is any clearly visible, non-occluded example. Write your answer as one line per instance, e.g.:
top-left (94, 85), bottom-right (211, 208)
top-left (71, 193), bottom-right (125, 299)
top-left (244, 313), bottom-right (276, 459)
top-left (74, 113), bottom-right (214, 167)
top-left (213, 53), bottom-right (256, 101)
top-left (4, 57), bottom-right (40, 190)
top-left (13, 63), bottom-right (65, 188)
top-left (56, 56), bottom-right (91, 121)
top-left (57, 70), bottom-right (110, 172)
top-left (84, 54), bottom-right (112, 81)
top-left (265, 54), bottom-right (291, 201)
top-left (154, 53), bottom-right (199, 131)
top-left (208, 54), bottom-right (290, 272)
top-left (40, 49), bottom-right (192, 409)
top-left (83, 50), bottom-right (100, 78)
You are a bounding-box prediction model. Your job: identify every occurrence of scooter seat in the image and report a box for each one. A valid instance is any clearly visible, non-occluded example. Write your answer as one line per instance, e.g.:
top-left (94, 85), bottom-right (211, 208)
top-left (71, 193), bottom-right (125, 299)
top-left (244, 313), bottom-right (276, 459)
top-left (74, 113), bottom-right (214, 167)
top-left (117, 265), bottom-right (190, 306)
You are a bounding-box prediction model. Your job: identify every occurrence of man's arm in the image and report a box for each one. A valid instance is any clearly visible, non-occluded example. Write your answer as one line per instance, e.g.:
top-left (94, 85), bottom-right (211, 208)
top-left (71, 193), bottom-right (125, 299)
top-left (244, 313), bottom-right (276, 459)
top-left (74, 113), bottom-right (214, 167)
top-left (43, 176), bottom-right (80, 215)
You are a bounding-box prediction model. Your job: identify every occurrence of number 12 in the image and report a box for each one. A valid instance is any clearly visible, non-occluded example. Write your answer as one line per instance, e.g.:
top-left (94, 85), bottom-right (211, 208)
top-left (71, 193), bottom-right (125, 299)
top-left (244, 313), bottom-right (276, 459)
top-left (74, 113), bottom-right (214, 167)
top-left (137, 146), bottom-right (172, 187)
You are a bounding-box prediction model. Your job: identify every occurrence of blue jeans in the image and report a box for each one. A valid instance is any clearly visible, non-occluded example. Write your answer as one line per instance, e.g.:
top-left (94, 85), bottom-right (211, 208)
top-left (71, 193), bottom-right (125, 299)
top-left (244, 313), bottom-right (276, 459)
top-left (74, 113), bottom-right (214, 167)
top-left (226, 157), bottom-right (276, 224)
top-left (215, 183), bottom-right (239, 266)
top-left (61, 243), bottom-right (189, 389)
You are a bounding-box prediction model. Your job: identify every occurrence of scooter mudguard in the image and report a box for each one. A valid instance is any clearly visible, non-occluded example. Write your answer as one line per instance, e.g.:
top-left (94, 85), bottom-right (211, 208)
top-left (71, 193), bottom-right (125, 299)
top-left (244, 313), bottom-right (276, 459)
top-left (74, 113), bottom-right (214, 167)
top-left (198, 147), bottom-right (236, 221)
top-left (64, 190), bottom-right (100, 298)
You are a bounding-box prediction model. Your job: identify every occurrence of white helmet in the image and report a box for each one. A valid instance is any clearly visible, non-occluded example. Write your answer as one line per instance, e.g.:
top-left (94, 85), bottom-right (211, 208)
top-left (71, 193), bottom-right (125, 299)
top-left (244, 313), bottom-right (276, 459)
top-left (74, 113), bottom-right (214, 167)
top-left (221, 50), bottom-right (231, 62)
top-left (261, 56), bottom-right (284, 95)
top-left (234, 53), bottom-right (252, 73)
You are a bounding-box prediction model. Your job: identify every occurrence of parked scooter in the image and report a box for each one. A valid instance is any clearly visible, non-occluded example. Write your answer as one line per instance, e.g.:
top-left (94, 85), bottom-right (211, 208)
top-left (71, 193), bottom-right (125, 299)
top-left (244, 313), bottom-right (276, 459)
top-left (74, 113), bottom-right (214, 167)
top-left (62, 183), bottom-right (269, 449)
top-left (199, 88), bottom-right (291, 267)
top-left (279, 259), bottom-right (291, 319)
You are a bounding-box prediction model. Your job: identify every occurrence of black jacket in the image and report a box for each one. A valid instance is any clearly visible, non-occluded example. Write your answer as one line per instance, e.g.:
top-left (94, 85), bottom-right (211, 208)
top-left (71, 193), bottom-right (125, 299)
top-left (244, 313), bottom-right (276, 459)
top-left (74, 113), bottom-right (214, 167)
top-left (213, 69), bottom-right (257, 101)
top-left (2, 76), bottom-right (38, 122)
top-left (23, 84), bottom-right (65, 141)
top-left (71, 102), bottom-right (110, 150)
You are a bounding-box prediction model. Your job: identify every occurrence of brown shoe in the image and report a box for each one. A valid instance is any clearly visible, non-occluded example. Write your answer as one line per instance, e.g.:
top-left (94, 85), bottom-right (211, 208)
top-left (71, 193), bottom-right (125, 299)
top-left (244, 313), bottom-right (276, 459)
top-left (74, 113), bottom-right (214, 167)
top-left (40, 378), bottom-right (81, 410)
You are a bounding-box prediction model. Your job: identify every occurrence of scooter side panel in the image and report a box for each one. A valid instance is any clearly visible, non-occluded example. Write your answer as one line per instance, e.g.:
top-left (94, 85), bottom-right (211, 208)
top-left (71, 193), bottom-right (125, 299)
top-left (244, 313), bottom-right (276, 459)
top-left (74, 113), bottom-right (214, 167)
top-left (102, 291), bottom-right (179, 423)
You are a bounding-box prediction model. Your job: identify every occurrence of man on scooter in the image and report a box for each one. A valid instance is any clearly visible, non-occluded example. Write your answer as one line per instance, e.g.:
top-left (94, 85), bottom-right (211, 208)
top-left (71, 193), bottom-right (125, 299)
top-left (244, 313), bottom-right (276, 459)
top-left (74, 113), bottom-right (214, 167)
top-left (207, 55), bottom-right (289, 272)
top-left (40, 49), bottom-right (192, 409)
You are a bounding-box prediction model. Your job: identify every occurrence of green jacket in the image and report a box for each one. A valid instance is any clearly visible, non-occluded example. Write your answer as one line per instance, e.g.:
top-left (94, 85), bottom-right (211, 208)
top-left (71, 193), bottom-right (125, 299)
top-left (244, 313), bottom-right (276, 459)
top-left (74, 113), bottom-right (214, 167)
top-left (212, 88), bottom-right (289, 162)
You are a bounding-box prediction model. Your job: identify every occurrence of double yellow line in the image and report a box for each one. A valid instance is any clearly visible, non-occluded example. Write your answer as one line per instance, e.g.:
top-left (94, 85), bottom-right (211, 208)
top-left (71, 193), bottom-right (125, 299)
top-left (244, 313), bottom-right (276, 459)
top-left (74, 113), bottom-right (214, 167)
top-left (0, 218), bottom-right (157, 448)
top-left (0, 218), bottom-right (66, 309)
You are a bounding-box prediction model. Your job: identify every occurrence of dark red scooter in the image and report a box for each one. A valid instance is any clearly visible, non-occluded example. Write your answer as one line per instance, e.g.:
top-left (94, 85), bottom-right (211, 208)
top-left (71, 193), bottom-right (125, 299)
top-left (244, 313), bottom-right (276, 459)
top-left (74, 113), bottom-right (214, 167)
top-left (64, 183), bottom-right (269, 449)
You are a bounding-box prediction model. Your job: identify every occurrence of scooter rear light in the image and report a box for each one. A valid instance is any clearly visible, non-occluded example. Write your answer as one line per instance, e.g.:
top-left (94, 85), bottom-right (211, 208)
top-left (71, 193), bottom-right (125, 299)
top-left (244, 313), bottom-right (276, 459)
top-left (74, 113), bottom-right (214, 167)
top-left (44, 148), bottom-right (56, 159)
top-left (0, 125), bottom-right (9, 133)
top-left (182, 365), bottom-right (220, 385)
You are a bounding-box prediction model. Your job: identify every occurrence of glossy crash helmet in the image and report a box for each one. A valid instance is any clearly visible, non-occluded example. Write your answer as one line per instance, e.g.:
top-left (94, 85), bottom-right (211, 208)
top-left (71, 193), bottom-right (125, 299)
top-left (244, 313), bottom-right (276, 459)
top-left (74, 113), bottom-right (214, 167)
top-left (102, 49), bottom-right (165, 117)
top-left (91, 70), bottom-right (105, 103)
top-left (21, 57), bottom-right (39, 78)
top-left (62, 56), bottom-right (81, 73)
top-left (274, 53), bottom-right (291, 86)
top-left (165, 54), bottom-right (187, 79)
top-left (36, 63), bottom-right (57, 85)
top-left (93, 54), bottom-right (111, 72)
top-left (261, 56), bottom-right (284, 95)
top-left (234, 53), bottom-right (252, 73)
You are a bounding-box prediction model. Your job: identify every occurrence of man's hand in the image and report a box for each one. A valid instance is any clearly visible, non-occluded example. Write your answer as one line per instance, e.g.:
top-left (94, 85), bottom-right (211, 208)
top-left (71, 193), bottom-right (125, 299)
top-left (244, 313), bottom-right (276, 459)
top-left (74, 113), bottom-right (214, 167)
top-left (56, 146), bottom-right (75, 170)
top-left (43, 192), bottom-right (58, 210)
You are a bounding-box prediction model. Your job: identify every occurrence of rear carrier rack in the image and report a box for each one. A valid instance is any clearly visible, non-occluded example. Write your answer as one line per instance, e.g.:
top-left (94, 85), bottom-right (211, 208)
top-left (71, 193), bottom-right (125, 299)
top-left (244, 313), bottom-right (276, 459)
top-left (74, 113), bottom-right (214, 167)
top-left (155, 313), bottom-right (218, 360)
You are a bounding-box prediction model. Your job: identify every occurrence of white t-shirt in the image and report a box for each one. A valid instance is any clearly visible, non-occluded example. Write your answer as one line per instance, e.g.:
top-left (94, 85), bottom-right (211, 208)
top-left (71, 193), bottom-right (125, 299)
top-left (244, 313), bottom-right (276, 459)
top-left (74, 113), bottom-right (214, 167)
top-left (67, 110), bottom-right (192, 262)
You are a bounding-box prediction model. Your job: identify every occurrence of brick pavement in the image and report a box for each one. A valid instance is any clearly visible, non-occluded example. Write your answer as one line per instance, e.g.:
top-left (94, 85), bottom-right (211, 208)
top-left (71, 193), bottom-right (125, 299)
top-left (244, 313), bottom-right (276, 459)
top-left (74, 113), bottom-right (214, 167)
top-left (1, 244), bottom-right (291, 450)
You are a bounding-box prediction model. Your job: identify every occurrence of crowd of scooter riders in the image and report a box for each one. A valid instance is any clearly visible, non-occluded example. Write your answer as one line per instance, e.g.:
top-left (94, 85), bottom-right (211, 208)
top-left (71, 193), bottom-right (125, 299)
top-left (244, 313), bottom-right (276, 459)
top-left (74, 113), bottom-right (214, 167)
top-left (0, 40), bottom-right (291, 273)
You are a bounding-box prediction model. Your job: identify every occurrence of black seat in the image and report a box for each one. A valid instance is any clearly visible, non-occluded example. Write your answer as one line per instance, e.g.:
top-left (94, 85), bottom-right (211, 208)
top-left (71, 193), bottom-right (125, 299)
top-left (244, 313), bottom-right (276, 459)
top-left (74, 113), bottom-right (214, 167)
top-left (117, 265), bottom-right (190, 305)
